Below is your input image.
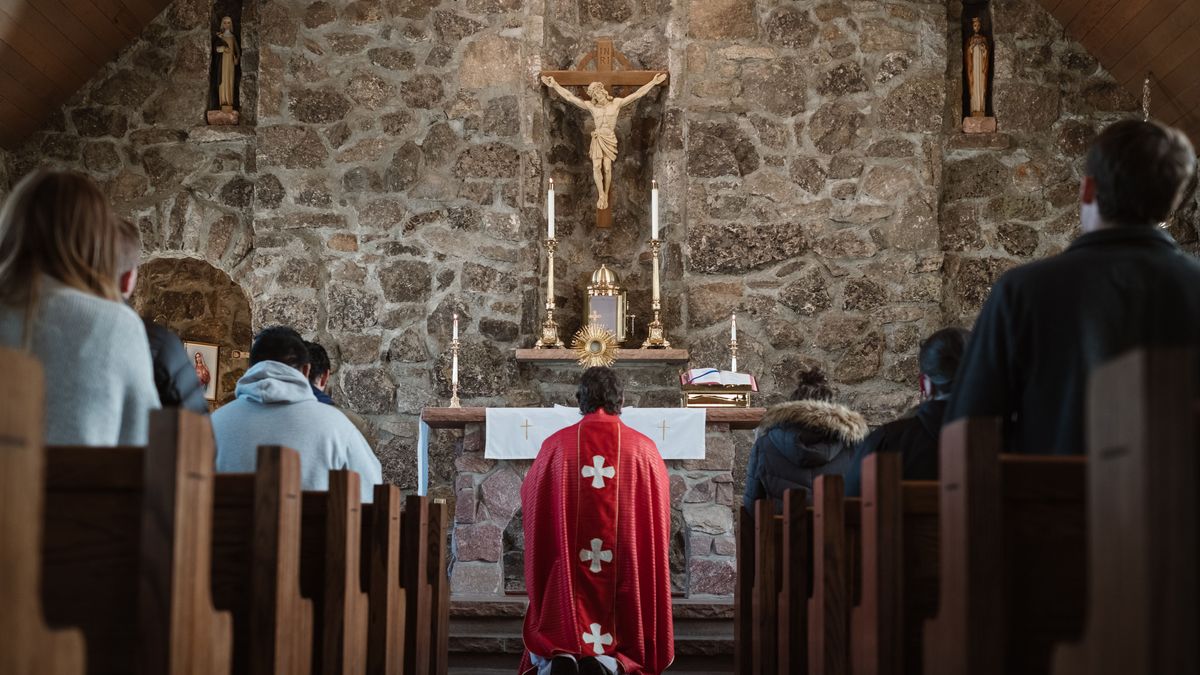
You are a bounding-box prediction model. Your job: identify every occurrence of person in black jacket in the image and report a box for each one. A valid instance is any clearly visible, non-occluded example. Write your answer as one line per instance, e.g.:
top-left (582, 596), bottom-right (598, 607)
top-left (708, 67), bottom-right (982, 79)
top-left (115, 218), bottom-right (208, 414)
top-left (743, 367), bottom-right (868, 514)
top-left (844, 327), bottom-right (969, 496)
top-left (948, 119), bottom-right (1200, 455)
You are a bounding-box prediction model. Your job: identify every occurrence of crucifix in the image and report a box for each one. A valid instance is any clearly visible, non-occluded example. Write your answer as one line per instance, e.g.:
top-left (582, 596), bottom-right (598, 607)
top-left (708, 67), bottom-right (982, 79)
top-left (540, 37), bottom-right (668, 229)
top-left (521, 419), bottom-right (532, 440)
top-left (658, 420), bottom-right (669, 441)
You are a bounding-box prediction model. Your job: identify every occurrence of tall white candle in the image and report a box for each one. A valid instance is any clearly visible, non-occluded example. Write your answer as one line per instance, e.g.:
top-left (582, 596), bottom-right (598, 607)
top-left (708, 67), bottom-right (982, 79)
top-left (451, 313), bottom-right (459, 385)
top-left (547, 178), bottom-right (555, 240)
top-left (651, 179), bottom-right (659, 240)
top-left (731, 313), bottom-right (737, 341)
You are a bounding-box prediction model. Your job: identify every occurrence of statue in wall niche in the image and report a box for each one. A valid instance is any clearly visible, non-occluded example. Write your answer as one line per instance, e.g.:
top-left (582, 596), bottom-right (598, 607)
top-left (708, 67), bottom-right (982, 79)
top-left (541, 73), bottom-right (667, 211)
top-left (966, 17), bottom-right (990, 116)
top-left (963, 16), bottom-right (996, 133)
top-left (207, 15), bottom-right (240, 125)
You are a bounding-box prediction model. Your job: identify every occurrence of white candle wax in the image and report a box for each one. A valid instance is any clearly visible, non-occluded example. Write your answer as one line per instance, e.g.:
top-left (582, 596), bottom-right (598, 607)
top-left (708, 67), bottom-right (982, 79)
top-left (651, 179), bottom-right (659, 240)
top-left (547, 178), bottom-right (555, 239)
top-left (731, 313), bottom-right (737, 341)
top-left (452, 313), bottom-right (459, 340)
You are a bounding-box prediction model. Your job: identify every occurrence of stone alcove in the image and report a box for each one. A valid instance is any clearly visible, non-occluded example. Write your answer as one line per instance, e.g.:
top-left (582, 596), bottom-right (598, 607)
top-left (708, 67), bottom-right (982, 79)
top-left (131, 256), bottom-right (253, 406)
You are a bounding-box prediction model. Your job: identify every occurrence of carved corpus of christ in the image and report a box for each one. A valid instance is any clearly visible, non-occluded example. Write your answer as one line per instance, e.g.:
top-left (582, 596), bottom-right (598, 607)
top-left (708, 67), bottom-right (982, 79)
top-left (541, 73), bottom-right (667, 210)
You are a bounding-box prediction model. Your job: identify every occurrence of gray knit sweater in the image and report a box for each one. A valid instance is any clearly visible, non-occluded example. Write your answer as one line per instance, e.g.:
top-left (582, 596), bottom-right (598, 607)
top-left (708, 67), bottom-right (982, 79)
top-left (0, 277), bottom-right (161, 446)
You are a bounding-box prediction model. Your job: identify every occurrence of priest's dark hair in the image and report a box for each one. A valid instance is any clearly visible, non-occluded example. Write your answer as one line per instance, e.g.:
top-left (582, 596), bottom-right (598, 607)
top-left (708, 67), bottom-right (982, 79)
top-left (1085, 119), bottom-right (1196, 227)
top-left (305, 341), bottom-right (331, 383)
top-left (250, 326), bottom-right (311, 370)
top-left (791, 366), bottom-right (833, 402)
top-left (577, 366), bottom-right (623, 415)
top-left (919, 327), bottom-right (970, 397)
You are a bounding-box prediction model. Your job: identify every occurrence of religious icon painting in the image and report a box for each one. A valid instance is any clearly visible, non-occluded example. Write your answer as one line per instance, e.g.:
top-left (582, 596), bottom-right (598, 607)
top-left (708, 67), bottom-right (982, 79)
top-left (184, 340), bottom-right (220, 401)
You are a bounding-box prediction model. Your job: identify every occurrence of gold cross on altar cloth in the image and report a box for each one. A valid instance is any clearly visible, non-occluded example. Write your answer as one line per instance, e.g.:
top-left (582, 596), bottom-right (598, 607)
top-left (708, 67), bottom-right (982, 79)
top-left (658, 420), bottom-right (669, 441)
top-left (521, 419), bottom-right (532, 440)
top-left (588, 310), bottom-right (602, 325)
top-left (539, 37), bottom-right (668, 229)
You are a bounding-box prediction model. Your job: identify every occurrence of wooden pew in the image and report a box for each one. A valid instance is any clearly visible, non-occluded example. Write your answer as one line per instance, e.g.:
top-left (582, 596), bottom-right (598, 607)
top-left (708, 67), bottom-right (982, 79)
top-left (41, 409), bottom-right (233, 675)
top-left (0, 348), bottom-right (86, 675)
top-left (777, 489), bottom-right (808, 675)
top-left (923, 418), bottom-right (1087, 675)
top-left (733, 505), bottom-right (755, 675)
top-left (362, 485), bottom-right (406, 674)
top-left (428, 499), bottom-right (451, 675)
top-left (210, 446), bottom-right (314, 675)
top-left (299, 471), bottom-right (370, 675)
top-left (1053, 349), bottom-right (1199, 675)
top-left (848, 452), bottom-right (939, 675)
top-left (401, 494), bottom-right (432, 675)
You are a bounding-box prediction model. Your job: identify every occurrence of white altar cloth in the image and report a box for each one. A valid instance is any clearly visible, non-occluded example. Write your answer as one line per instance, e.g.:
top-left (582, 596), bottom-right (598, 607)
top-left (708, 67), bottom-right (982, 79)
top-left (484, 407), bottom-right (707, 460)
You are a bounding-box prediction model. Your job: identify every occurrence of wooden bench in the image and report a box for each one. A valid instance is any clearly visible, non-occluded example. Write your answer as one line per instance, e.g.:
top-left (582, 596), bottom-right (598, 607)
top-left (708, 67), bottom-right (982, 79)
top-left (1053, 349), bottom-right (1199, 675)
top-left (210, 446), bottom-right (313, 675)
top-left (299, 472), bottom-right (370, 675)
top-left (362, 484), bottom-right (406, 674)
top-left (923, 418), bottom-right (1087, 675)
top-left (42, 410), bottom-right (233, 675)
top-left (0, 347), bottom-right (86, 675)
top-left (848, 452), bottom-right (939, 675)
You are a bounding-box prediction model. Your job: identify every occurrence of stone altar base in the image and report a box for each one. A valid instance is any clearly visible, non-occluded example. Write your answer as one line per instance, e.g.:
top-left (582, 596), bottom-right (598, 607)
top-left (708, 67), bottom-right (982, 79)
top-left (441, 420), bottom-right (754, 600)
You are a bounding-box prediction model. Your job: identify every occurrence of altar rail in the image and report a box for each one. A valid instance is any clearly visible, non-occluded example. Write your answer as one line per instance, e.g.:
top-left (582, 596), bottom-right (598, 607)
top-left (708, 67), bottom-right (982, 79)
top-left (421, 406), bottom-right (766, 430)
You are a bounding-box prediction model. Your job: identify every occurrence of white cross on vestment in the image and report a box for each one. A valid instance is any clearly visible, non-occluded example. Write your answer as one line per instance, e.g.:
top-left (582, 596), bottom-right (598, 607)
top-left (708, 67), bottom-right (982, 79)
top-left (582, 623), bottom-right (614, 655)
top-left (579, 538), bottom-right (613, 573)
top-left (581, 455), bottom-right (615, 489)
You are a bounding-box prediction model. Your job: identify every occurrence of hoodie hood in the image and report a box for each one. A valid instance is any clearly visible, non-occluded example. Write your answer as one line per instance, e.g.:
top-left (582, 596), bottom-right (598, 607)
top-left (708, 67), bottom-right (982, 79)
top-left (235, 361), bottom-right (318, 405)
top-left (759, 399), bottom-right (869, 445)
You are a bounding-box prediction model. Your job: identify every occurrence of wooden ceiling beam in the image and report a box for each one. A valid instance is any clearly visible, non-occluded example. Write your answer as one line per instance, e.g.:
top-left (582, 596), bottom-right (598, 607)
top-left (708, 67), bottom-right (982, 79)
top-left (42, 0), bottom-right (130, 58)
top-left (1084, 0), bottom-right (1155, 54)
top-left (1067, 0), bottom-right (1123, 44)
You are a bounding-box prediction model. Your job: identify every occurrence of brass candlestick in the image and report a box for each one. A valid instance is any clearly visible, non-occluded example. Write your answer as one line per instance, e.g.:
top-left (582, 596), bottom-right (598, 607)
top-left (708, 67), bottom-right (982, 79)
top-left (642, 238), bottom-right (670, 348)
top-left (730, 338), bottom-right (739, 373)
top-left (535, 238), bottom-right (565, 348)
top-left (449, 336), bottom-right (461, 408)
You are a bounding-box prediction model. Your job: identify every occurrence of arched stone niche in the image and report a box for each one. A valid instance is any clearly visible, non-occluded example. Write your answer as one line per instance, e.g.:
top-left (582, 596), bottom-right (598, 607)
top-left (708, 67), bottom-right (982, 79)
top-left (131, 256), bottom-right (253, 406)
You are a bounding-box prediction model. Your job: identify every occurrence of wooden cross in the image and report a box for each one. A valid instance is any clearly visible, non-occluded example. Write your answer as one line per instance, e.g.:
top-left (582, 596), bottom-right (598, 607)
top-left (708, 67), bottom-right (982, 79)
top-left (658, 420), bottom-right (669, 441)
top-left (540, 37), bottom-right (668, 229)
top-left (521, 419), bottom-right (532, 440)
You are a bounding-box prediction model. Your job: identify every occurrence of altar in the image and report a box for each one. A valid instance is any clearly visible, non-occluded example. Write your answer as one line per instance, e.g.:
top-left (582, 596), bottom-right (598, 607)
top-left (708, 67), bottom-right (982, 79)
top-left (421, 406), bottom-right (764, 600)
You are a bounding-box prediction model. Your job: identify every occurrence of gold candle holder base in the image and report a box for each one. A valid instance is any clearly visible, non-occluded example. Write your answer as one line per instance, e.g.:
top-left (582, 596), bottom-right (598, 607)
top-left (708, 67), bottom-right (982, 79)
top-left (729, 339), bottom-right (738, 373)
top-left (534, 310), bottom-right (565, 349)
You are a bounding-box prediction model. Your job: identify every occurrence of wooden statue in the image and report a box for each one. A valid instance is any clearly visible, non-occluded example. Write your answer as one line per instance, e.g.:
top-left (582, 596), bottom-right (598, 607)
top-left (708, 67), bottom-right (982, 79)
top-left (965, 17), bottom-right (989, 118)
top-left (207, 16), bottom-right (240, 125)
top-left (541, 73), bottom-right (666, 210)
top-left (216, 16), bottom-right (239, 111)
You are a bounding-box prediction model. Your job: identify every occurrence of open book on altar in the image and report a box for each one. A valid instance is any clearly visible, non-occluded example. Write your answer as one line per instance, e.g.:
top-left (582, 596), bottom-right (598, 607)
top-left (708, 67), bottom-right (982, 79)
top-left (681, 368), bottom-right (758, 389)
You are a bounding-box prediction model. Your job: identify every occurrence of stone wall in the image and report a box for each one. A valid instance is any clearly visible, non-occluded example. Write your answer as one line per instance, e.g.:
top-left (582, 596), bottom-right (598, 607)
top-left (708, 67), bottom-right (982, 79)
top-left (131, 257), bottom-right (255, 405)
top-left (4, 0), bottom-right (1198, 599)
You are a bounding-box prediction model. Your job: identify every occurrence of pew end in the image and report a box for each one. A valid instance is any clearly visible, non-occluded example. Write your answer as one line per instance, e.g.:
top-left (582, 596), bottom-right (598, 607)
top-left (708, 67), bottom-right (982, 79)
top-left (0, 347), bottom-right (86, 675)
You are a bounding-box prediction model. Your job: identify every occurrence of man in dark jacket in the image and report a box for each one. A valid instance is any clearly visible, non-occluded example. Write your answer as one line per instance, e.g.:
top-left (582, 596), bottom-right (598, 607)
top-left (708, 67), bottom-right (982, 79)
top-left (743, 368), bottom-right (868, 514)
top-left (305, 341), bottom-right (335, 405)
top-left (115, 218), bottom-right (207, 414)
top-left (948, 119), bottom-right (1200, 455)
top-left (844, 327), bottom-right (969, 496)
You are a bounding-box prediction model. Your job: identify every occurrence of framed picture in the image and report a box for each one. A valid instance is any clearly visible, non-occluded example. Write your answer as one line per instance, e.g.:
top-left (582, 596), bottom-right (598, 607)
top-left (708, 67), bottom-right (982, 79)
top-left (184, 341), bottom-right (220, 401)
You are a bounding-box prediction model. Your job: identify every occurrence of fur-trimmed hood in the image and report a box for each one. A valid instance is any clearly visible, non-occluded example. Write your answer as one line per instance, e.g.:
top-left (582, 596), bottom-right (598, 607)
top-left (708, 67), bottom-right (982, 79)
top-left (758, 399), bottom-right (869, 445)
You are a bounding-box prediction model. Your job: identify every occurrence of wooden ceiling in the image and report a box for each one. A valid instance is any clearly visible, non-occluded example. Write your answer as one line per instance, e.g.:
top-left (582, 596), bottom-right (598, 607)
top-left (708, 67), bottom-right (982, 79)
top-left (0, 0), bottom-right (170, 150)
top-left (1039, 0), bottom-right (1200, 148)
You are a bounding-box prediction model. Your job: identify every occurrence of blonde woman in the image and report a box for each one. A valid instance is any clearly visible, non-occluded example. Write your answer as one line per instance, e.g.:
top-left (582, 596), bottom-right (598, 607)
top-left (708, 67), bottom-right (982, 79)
top-left (0, 170), bottom-right (159, 445)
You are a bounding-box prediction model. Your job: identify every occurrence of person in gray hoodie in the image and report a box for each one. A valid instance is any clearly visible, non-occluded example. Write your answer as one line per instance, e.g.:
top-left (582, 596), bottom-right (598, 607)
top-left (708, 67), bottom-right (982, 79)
top-left (212, 326), bottom-right (383, 503)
